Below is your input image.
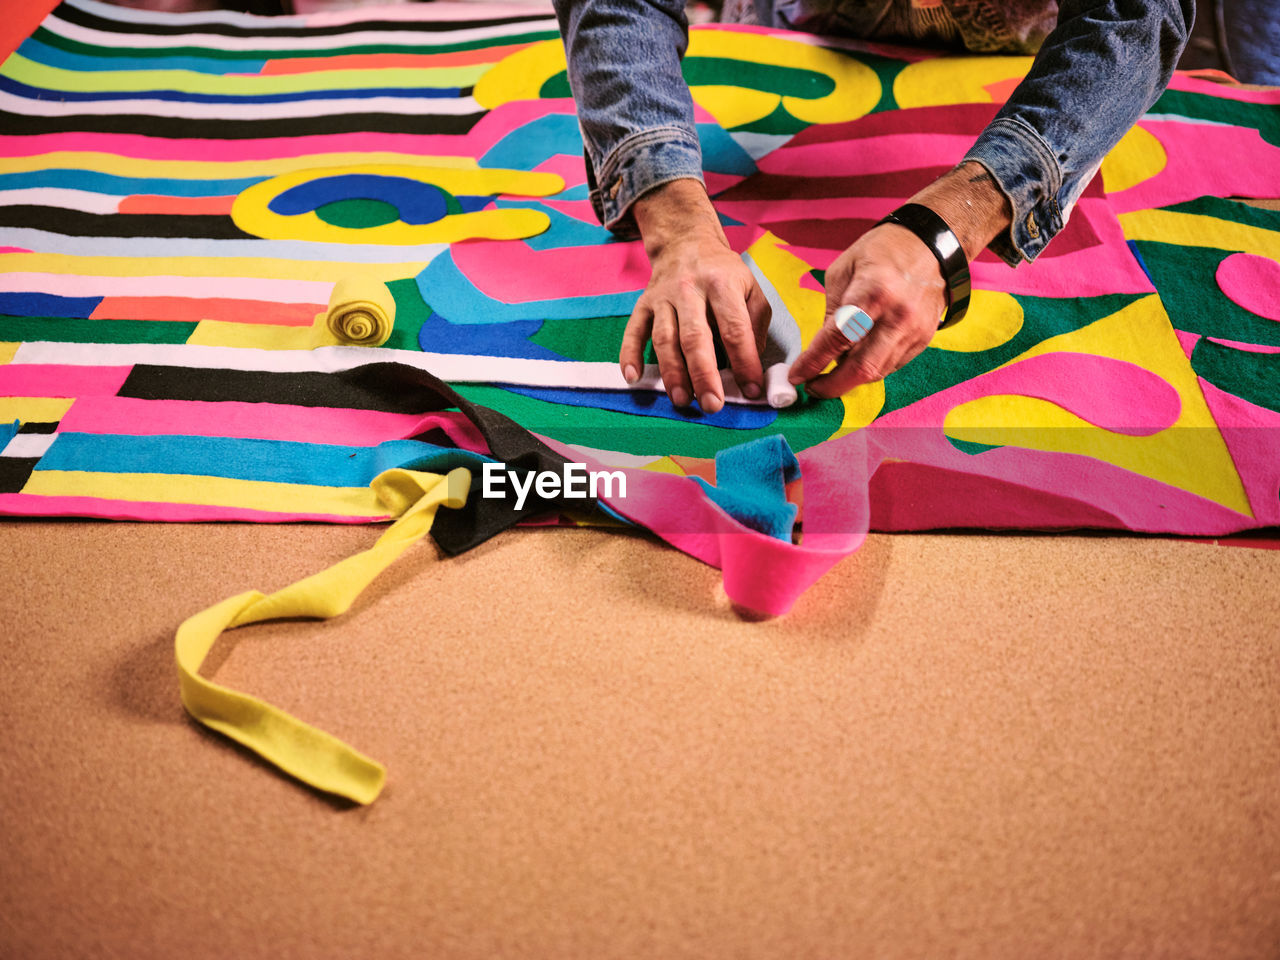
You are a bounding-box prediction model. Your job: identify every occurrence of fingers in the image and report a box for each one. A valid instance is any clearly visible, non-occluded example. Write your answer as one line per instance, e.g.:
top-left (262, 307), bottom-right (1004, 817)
top-left (710, 279), bottom-right (764, 401)
top-left (649, 301), bottom-right (694, 409)
top-left (675, 281), bottom-right (724, 414)
top-left (619, 300), bottom-right (653, 385)
top-left (806, 321), bottom-right (908, 398)
top-left (787, 320), bottom-right (853, 386)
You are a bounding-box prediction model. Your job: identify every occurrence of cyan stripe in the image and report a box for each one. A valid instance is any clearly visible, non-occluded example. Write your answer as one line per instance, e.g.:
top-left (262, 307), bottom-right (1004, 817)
top-left (0, 169), bottom-right (268, 197)
top-left (37, 433), bottom-right (493, 487)
top-left (17, 37), bottom-right (267, 76)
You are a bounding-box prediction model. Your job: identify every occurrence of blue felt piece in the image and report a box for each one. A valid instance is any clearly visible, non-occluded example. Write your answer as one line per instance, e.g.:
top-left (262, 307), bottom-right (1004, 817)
top-left (503, 385), bottom-right (778, 429)
top-left (269, 174), bottom-right (454, 224)
top-left (417, 310), bottom-right (563, 360)
top-left (0, 293), bottom-right (103, 320)
top-left (0, 420), bottom-right (19, 452)
top-left (18, 37), bottom-right (267, 76)
top-left (415, 250), bottom-right (641, 323)
top-left (494, 201), bottom-right (617, 250)
top-left (691, 433), bottom-right (800, 541)
top-left (0, 75), bottom-right (463, 104)
top-left (698, 122), bottom-right (757, 177)
top-left (0, 169), bottom-right (267, 197)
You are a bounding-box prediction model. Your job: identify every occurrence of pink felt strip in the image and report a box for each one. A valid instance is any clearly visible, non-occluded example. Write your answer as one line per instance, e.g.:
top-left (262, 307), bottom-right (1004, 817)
top-left (533, 153), bottom-right (588, 187)
top-left (57, 397), bottom-right (490, 450)
top-left (715, 196), bottom-right (898, 224)
top-left (0, 364), bottom-right (132, 398)
top-left (1168, 73), bottom-right (1280, 103)
top-left (541, 432), bottom-right (871, 616)
top-left (0, 493), bottom-right (385, 523)
top-left (1108, 121), bottom-right (1280, 214)
top-left (90, 296), bottom-right (323, 326)
top-left (1205, 338), bottom-right (1280, 355)
top-left (0, 246), bottom-right (31, 254)
top-left (0, 132), bottom-right (472, 163)
top-left (1215, 252), bottom-right (1280, 323)
top-left (303, 3), bottom-right (560, 25)
top-left (450, 237), bottom-right (650, 302)
top-left (755, 133), bottom-right (975, 177)
top-left (0, 272), bottom-right (331, 303)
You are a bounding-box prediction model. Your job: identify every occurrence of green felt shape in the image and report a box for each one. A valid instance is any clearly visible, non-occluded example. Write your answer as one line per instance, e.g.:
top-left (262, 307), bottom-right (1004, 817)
top-left (880, 293), bottom-right (1146, 418)
top-left (1132, 241), bottom-right (1280, 347)
top-left (729, 102), bottom-right (810, 136)
top-left (1191, 338), bottom-right (1280, 414)
top-left (33, 25), bottom-right (560, 62)
top-left (1161, 195), bottom-right (1280, 231)
top-left (0, 315), bottom-right (197, 345)
top-left (453, 383), bottom-right (844, 458)
top-left (384, 277), bottom-right (436, 350)
top-left (316, 197), bottom-right (401, 229)
top-left (945, 435), bottom-right (1002, 456)
top-left (529, 315), bottom-right (648, 363)
top-left (1151, 89), bottom-right (1280, 149)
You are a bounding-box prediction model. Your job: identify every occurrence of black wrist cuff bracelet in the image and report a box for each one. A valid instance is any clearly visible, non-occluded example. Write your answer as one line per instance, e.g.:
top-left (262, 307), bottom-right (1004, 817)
top-left (876, 202), bottom-right (971, 329)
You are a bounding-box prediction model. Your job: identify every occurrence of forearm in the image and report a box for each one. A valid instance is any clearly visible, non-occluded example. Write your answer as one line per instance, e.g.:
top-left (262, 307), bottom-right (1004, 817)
top-left (962, 0), bottom-right (1193, 263)
top-left (553, 0), bottom-right (705, 235)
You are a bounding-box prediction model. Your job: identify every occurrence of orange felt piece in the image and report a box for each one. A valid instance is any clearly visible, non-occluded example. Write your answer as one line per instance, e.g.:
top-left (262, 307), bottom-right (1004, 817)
top-left (117, 195), bottom-right (237, 216)
top-left (90, 296), bottom-right (322, 327)
top-left (258, 44), bottom-right (535, 75)
top-left (0, 0), bottom-right (59, 59)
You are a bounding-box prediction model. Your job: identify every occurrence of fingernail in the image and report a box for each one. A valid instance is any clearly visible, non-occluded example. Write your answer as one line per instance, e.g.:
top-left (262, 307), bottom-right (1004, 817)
top-left (700, 392), bottom-right (723, 414)
top-left (670, 387), bottom-right (690, 407)
top-left (742, 381), bottom-right (761, 399)
top-left (622, 364), bottom-right (639, 384)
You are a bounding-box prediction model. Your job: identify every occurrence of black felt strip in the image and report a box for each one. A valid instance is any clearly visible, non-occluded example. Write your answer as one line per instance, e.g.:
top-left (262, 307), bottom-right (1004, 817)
top-left (119, 365), bottom-right (432, 412)
top-left (0, 111), bottom-right (485, 140)
top-left (332, 363), bottom-right (600, 556)
top-left (16, 422), bottom-right (58, 435)
top-left (0, 458), bottom-right (40, 494)
top-left (0, 207), bottom-right (258, 240)
top-left (50, 3), bottom-right (553, 37)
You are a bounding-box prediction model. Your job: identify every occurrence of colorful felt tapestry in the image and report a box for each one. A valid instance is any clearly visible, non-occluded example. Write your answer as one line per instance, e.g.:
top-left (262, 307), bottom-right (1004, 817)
top-left (2, 0), bottom-right (1279, 613)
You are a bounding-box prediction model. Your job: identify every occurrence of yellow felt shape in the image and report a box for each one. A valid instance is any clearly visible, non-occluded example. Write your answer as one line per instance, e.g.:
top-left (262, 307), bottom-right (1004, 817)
top-left (175, 466), bottom-right (471, 804)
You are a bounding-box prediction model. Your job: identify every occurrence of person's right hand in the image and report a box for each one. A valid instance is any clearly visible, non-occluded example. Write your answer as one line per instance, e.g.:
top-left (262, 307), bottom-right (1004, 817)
top-left (622, 179), bottom-right (772, 414)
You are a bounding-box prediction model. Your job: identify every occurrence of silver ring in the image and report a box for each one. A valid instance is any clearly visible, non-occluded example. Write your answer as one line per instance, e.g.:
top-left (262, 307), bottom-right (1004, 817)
top-left (834, 304), bottom-right (874, 345)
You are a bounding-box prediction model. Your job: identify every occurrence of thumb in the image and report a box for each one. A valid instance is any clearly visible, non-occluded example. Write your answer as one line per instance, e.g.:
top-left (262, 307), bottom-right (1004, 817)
top-left (787, 320), bottom-right (852, 385)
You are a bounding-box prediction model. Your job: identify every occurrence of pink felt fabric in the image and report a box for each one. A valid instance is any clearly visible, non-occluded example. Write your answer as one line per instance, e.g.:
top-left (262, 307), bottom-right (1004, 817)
top-left (0, 494), bottom-right (384, 523)
top-left (0, 273), bottom-right (330, 304)
top-left (1196, 378), bottom-right (1280, 526)
top-left (1215, 252), bottom-right (1280, 323)
top-left (451, 237), bottom-right (650, 302)
top-left (0, 363), bottom-right (132, 398)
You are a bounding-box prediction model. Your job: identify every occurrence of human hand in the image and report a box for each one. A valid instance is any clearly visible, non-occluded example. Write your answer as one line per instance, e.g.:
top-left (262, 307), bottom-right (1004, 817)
top-left (623, 179), bottom-right (772, 413)
top-left (786, 221), bottom-right (946, 398)
top-left (788, 162), bottom-right (1013, 398)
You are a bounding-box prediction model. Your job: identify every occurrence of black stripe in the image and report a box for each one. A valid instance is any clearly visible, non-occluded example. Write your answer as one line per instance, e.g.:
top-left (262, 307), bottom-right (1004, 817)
top-left (0, 110), bottom-right (485, 140)
top-left (118, 364), bottom-right (459, 413)
top-left (0, 458), bottom-right (40, 493)
top-left (17, 422), bottom-right (59, 435)
top-left (51, 2), bottom-right (553, 38)
top-left (0, 207), bottom-right (257, 240)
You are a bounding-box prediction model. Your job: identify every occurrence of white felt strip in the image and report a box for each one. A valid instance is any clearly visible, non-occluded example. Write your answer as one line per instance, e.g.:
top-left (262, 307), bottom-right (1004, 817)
top-left (0, 188), bottom-right (122, 214)
top-left (0, 90), bottom-right (483, 121)
top-left (0, 228), bottom-right (448, 265)
top-left (66, 0), bottom-right (554, 29)
top-left (42, 13), bottom-right (557, 53)
top-left (9, 342), bottom-right (774, 406)
top-left (1, 433), bottom-right (58, 459)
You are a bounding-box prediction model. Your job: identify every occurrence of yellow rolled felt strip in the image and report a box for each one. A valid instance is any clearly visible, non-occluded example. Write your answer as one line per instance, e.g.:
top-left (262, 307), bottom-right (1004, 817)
top-left (174, 466), bottom-right (471, 804)
top-left (321, 275), bottom-right (398, 347)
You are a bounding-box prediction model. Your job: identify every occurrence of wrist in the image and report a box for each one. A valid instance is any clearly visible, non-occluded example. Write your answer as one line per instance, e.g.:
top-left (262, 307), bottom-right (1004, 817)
top-left (632, 178), bottom-right (726, 260)
top-left (907, 161), bottom-right (1012, 262)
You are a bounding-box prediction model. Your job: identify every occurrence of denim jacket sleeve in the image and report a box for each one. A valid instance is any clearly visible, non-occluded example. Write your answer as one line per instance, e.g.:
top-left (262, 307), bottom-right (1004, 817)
top-left (552, 0), bottom-right (704, 237)
top-left (963, 0), bottom-right (1193, 265)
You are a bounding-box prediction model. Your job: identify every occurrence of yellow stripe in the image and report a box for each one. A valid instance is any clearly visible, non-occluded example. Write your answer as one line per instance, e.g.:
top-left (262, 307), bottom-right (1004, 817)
top-left (3, 53), bottom-right (487, 96)
top-left (0, 342), bottom-right (19, 365)
top-left (1117, 209), bottom-right (1280, 258)
top-left (0, 397), bottom-right (76, 421)
top-left (0, 152), bottom-right (478, 179)
top-left (23, 469), bottom-right (389, 517)
top-left (0, 253), bottom-right (423, 283)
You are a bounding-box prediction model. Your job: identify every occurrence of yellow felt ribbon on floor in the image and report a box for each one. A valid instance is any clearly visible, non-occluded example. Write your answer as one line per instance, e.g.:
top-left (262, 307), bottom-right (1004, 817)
top-left (175, 466), bottom-right (471, 805)
top-left (186, 275), bottom-right (398, 350)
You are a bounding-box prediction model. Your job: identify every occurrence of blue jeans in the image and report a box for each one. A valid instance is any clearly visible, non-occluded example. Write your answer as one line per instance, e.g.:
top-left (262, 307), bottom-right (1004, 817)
top-left (553, 0), bottom-right (1193, 264)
